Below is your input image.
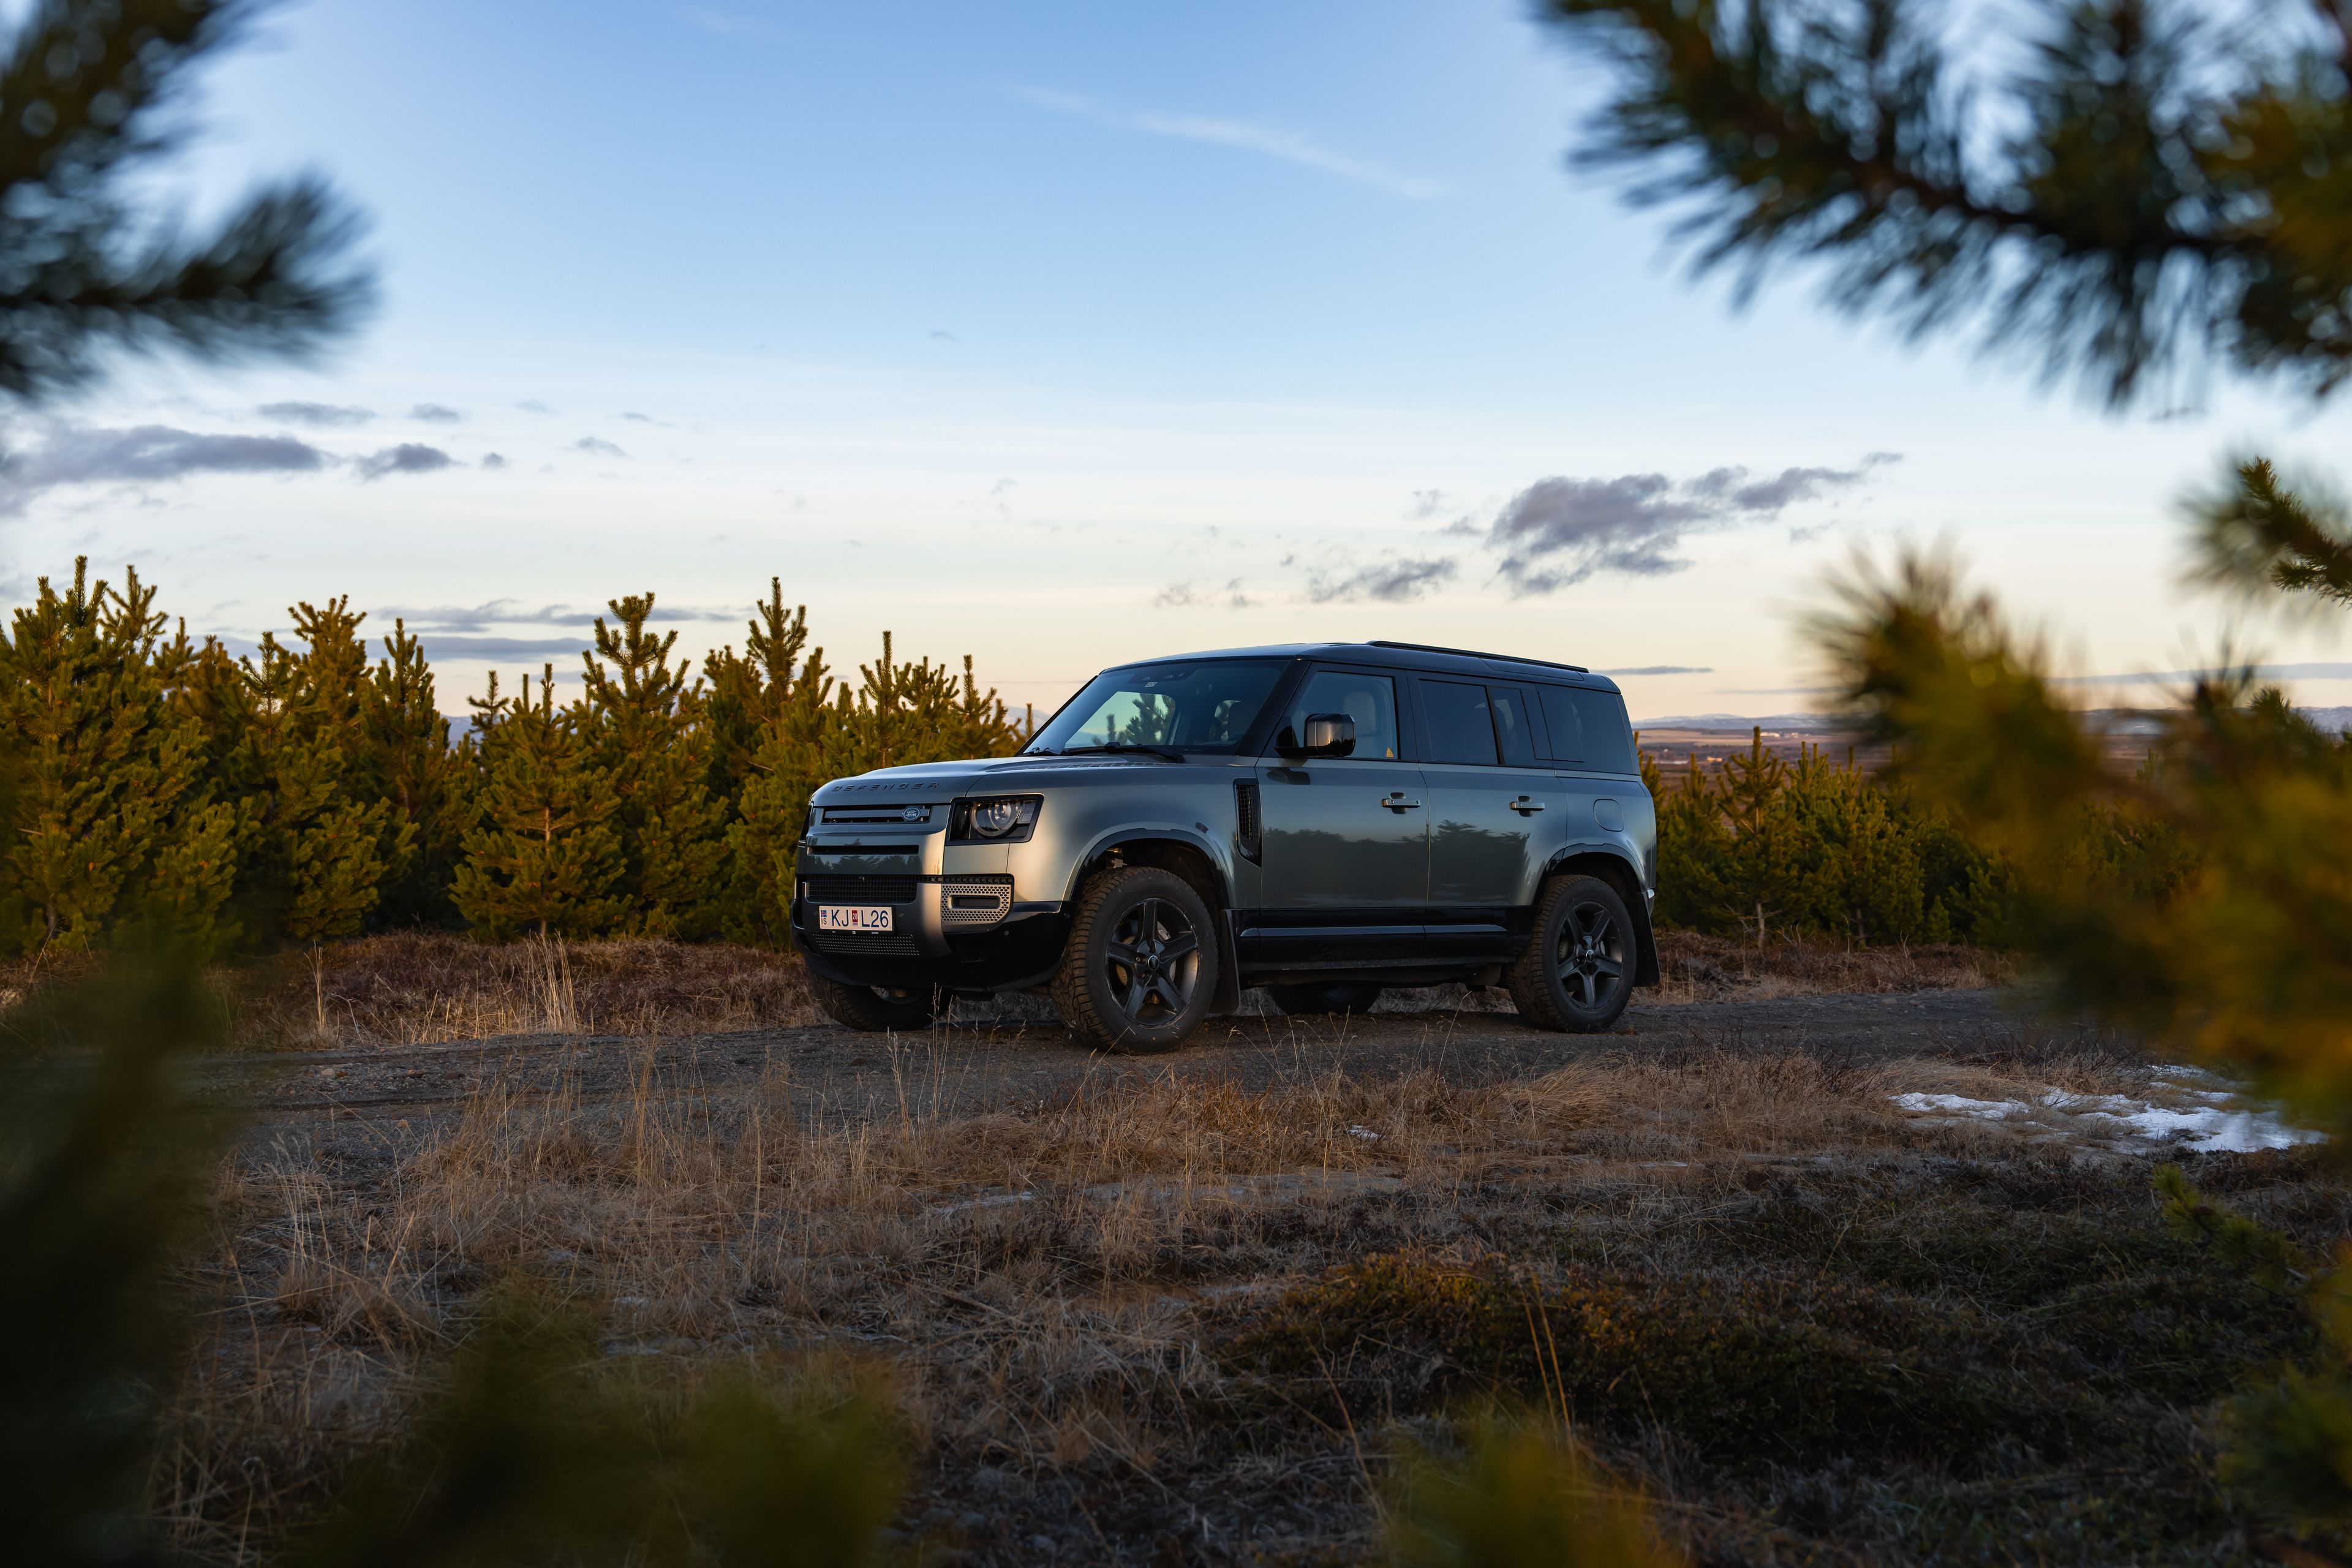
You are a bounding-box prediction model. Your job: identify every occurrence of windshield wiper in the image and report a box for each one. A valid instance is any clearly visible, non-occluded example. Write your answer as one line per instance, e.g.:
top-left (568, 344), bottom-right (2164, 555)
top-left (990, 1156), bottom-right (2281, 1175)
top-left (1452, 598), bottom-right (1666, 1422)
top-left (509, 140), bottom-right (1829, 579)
top-left (1044, 742), bottom-right (1187, 763)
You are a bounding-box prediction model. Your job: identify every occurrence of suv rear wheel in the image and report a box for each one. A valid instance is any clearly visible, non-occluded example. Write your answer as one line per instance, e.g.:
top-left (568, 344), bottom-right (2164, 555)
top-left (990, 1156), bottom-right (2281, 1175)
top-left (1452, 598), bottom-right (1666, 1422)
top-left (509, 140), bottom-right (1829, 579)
top-left (1265, 982), bottom-right (1382, 1017)
top-left (1506, 873), bottom-right (1635, 1033)
top-left (1051, 865), bottom-right (1219, 1053)
top-left (809, 973), bottom-right (937, 1032)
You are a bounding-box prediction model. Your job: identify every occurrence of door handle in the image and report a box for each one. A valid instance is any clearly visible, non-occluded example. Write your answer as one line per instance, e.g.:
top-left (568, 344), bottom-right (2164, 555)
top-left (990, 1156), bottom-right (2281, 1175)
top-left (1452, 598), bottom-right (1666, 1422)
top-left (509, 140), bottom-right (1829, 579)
top-left (1381, 791), bottom-right (1422, 811)
top-left (1511, 796), bottom-right (1547, 815)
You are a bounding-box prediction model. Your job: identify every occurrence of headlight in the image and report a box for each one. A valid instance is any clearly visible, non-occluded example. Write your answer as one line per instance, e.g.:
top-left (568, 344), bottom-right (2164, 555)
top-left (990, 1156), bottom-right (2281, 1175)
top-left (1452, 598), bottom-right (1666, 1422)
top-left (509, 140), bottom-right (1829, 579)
top-left (951, 795), bottom-right (1041, 843)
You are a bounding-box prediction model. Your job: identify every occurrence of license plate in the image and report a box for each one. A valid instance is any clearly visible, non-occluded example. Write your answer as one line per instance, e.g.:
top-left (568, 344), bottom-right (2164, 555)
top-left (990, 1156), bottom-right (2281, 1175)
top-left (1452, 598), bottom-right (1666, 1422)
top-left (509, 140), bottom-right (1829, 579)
top-left (817, 905), bottom-right (893, 933)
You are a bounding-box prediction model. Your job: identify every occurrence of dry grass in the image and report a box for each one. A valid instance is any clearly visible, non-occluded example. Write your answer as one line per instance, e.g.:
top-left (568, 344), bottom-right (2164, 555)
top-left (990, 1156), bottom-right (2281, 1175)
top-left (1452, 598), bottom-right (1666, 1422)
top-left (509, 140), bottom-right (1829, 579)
top-left (4, 928), bottom-right (2008, 1053)
top-left (155, 1025), bottom-right (2330, 1564)
top-left (1649, 928), bottom-right (2008, 1001)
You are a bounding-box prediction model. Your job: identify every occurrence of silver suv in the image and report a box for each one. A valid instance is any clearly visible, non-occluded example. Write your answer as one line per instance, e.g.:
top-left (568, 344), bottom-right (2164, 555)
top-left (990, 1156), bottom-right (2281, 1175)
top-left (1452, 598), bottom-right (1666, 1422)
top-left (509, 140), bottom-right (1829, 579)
top-left (793, 641), bottom-right (1659, 1050)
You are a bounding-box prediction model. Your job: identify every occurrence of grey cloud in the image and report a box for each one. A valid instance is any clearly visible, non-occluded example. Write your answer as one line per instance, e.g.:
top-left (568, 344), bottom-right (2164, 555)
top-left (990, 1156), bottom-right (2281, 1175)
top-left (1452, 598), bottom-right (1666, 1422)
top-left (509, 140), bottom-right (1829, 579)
top-left (382, 597), bottom-right (741, 634)
top-left (410, 403), bottom-right (463, 423)
top-left (621, 411), bottom-right (654, 423)
top-left (1491, 455), bottom-right (1899, 594)
top-left (0, 423), bottom-right (328, 513)
top-left (516, 399), bottom-right (554, 414)
top-left (410, 633), bottom-right (596, 662)
top-left (1152, 578), bottom-right (1252, 610)
top-left (1408, 488), bottom-right (1448, 520)
top-left (355, 443), bottom-right (454, 480)
top-left (257, 401), bottom-right (374, 428)
top-left (1598, 665), bottom-right (1714, 676)
top-left (1305, 556), bottom-right (1458, 603)
top-left (573, 436), bottom-right (628, 458)
top-left (481, 452), bottom-right (508, 470)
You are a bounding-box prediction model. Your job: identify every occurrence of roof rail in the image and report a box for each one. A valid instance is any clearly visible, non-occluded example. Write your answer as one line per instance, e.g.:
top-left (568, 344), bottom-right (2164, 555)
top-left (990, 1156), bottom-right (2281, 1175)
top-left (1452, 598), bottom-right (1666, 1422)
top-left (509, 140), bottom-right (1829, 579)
top-left (1365, 639), bottom-right (1589, 674)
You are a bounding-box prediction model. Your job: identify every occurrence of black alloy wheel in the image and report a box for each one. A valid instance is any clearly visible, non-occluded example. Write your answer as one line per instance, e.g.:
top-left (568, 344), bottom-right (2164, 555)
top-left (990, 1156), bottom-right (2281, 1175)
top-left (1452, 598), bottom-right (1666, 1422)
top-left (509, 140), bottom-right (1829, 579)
top-left (1505, 873), bottom-right (1635, 1033)
top-left (808, 973), bottom-right (937, 1032)
top-left (1265, 982), bottom-right (1383, 1017)
top-left (1052, 865), bottom-right (1219, 1052)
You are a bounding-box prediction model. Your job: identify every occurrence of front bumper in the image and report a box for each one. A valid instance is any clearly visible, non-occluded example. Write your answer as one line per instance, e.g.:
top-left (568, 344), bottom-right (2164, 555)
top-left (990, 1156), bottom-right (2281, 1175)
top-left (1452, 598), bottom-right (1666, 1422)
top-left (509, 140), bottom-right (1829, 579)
top-left (793, 893), bottom-right (1071, 993)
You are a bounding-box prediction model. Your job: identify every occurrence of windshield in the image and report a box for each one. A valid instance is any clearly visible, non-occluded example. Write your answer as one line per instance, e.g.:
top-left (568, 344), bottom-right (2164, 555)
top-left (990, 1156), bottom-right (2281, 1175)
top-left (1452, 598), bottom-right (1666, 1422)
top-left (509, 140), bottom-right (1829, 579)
top-left (1027, 660), bottom-right (1288, 755)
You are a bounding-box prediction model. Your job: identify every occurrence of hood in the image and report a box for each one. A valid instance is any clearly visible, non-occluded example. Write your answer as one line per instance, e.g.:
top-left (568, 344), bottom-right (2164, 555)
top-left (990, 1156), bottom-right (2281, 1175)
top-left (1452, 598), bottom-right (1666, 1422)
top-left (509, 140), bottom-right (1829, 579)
top-left (810, 752), bottom-right (1190, 804)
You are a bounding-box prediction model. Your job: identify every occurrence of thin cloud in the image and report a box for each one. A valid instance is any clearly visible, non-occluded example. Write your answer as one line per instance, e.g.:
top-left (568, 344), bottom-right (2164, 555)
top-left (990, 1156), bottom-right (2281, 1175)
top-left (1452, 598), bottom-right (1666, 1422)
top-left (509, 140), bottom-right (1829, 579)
top-left (0, 423), bottom-right (328, 514)
top-left (1599, 665), bottom-right (1714, 676)
top-left (1491, 455), bottom-right (1899, 594)
top-left (410, 403), bottom-right (463, 423)
top-left (573, 436), bottom-right (628, 458)
top-left (1305, 556), bottom-right (1458, 603)
top-left (481, 452), bottom-right (508, 470)
top-left (355, 443), bottom-right (453, 480)
top-left (381, 598), bottom-right (742, 633)
top-left (1011, 86), bottom-right (1442, 200)
top-left (257, 401), bottom-right (374, 428)
top-left (1153, 578), bottom-right (1252, 609)
top-left (515, 399), bottom-right (555, 414)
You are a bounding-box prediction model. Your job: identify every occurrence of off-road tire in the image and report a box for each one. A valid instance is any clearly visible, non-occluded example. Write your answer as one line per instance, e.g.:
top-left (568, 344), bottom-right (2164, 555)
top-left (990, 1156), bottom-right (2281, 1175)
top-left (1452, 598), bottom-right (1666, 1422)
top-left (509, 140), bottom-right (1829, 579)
top-left (1505, 873), bottom-right (1635, 1033)
top-left (1051, 865), bottom-right (1219, 1054)
top-left (809, 973), bottom-right (937, 1032)
top-left (1265, 982), bottom-right (1382, 1017)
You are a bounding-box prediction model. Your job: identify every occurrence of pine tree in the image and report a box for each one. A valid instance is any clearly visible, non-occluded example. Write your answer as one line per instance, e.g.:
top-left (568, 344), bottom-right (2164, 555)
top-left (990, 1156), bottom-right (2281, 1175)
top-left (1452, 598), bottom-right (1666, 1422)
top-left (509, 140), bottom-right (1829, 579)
top-left (453, 666), bottom-right (625, 939)
top-left (363, 619), bottom-right (466, 925)
top-left (212, 600), bottom-right (409, 948)
top-left (0, 560), bottom-right (239, 957)
top-left (581, 594), bottom-right (726, 938)
top-left (708, 582), bottom-right (836, 945)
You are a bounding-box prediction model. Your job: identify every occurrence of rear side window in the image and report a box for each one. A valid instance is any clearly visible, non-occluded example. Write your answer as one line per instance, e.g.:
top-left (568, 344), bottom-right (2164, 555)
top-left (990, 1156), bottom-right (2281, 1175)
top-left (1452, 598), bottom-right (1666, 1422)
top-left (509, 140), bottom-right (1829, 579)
top-left (1489, 687), bottom-right (1539, 767)
top-left (1538, 686), bottom-right (1637, 774)
top-left (1420, 680), bottom-right (1499, 766)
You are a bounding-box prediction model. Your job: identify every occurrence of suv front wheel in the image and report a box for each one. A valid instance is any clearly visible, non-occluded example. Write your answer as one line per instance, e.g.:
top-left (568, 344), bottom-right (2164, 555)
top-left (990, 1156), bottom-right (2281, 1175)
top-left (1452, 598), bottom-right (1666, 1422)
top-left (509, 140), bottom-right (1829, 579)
top-left (809, 974), bottom-right (937, 1032)
top-left (1052, 865), bottom-right (1219, 1053)
top-left (1506, 873), bottom-right (1635, 1033)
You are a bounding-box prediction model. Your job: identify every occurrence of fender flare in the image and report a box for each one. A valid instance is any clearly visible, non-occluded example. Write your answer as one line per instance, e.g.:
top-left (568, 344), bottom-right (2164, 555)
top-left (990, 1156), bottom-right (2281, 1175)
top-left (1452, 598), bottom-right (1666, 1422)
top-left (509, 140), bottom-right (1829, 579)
top-left (1540, 843), bottom-right (1661, 987)
top-left (1062, 826), bottom-right (1245, 1014)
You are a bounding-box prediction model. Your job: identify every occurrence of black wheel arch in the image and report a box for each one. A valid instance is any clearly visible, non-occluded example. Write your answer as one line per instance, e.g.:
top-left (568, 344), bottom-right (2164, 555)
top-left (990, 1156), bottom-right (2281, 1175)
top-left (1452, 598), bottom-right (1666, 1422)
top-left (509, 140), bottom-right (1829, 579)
top-left (1066, 832), bottom-right (1245, 1014)
top-left (1540, 847), bottom-right (1660, 987)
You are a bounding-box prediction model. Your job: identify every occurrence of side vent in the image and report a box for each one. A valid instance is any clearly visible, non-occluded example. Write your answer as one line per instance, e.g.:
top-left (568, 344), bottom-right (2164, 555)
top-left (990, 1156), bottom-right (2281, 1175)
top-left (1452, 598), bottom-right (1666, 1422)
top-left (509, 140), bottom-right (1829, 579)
top-left (1234, 778), bottom-right (1262, 864)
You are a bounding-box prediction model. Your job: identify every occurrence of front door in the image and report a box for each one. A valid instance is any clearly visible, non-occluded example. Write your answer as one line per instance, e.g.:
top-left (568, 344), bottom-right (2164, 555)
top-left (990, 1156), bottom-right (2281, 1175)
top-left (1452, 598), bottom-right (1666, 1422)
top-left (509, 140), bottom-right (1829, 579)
top-left (1414, 676), bottom-right (1556, 959)
top-left (1246, 667), bottom-right (1427, 967)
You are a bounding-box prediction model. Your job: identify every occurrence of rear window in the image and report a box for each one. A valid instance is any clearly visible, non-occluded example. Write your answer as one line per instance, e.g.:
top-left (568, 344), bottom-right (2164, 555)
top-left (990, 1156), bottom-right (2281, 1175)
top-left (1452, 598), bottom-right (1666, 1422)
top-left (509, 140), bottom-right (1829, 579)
top-left (1537, 685), bottom-right (1636, 774)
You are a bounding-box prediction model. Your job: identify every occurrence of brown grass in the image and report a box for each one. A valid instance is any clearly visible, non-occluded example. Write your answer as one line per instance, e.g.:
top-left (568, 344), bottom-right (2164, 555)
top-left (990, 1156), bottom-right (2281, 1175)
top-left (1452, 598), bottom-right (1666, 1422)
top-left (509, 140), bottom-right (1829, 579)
top-left (1650, 928), bottom-right (2008, 1001)
top-left (154, 1018), bottom-right (2316, 1564)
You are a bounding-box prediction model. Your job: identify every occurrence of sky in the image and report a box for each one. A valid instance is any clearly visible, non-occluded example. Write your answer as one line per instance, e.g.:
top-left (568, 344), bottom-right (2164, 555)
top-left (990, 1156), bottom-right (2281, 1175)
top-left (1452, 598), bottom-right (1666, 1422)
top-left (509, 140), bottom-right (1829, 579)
top-left (4, 0), bottom-right (2349, 725)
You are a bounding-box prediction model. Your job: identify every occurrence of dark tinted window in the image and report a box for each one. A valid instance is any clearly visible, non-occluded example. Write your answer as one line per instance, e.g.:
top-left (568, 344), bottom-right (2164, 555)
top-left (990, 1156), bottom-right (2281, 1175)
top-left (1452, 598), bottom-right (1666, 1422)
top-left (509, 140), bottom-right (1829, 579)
top-left (1490, 687), bottom-right (1538, 767)
top-left (1420, 680), bottom-right (1499, 766)
top-left (1538, 685), bottom-right (1637, 774)
top-left (1281, 670), bottom-right (1400, 759)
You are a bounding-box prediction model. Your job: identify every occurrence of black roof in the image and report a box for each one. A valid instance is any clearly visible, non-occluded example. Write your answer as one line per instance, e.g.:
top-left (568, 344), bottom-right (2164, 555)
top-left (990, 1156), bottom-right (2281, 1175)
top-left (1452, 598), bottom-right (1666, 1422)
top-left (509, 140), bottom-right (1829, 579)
top-left (1105, 641), bottom-right (1622, 694)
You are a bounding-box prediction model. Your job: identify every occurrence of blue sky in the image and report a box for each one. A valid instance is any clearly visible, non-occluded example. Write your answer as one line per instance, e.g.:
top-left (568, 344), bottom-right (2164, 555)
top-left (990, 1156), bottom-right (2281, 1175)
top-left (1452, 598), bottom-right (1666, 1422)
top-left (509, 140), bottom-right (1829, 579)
top-left (5, 0), bottom-right (2349, 721)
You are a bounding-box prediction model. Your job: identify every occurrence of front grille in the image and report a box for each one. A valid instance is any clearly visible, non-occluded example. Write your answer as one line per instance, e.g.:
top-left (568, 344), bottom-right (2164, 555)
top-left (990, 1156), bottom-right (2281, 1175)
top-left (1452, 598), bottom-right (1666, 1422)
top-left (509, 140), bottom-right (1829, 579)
top-left (802, 876), bottom-right (919, 905)
top-left (810, 929), bottom-right (919, 956)
top-left (822, 804), bottom-right (932, 824)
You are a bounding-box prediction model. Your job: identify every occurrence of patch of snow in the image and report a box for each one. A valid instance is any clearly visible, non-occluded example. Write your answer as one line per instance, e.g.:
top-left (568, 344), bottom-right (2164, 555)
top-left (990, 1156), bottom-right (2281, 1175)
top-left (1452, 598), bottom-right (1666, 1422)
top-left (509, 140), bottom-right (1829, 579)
top-left (1346, 1125), bottom-right (1381, 1142)
top-left (1891, 1079), bottom-right (2323, 1153)
top-left (1891, 1093), bottom-right (2034, 1118)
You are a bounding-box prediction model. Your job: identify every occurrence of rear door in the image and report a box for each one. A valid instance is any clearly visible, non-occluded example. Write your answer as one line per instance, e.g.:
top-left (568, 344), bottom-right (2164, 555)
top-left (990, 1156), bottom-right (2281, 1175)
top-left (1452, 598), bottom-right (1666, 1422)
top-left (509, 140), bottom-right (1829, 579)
top-left (1412, 676), bottom-right (1556, 958)
top-left (1246, 665), bottom-right (1430, 967)
top-left (1535, 681), bottom-right (1642, 849)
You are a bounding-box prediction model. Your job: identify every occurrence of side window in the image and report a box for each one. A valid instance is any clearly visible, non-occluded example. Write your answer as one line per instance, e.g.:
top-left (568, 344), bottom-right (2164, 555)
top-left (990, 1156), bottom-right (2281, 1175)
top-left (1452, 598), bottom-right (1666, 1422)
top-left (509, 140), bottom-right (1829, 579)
top-left (1281, 670), bottom-right (1400, 759)
top-left (1539, 686), bottom-right (1637, 774)
top-left (1489, 686), bottom-right (1538, 767)
top-left (1420, 679), bottom-right (1499, 766)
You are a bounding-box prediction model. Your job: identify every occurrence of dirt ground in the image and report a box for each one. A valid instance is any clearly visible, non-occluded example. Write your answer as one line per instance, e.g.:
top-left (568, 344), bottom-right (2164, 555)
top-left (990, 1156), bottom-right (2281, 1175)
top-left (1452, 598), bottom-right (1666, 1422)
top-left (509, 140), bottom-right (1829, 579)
top-left (154, 965), bottom-right (2345, 1567)
top-left (211, 986), bottom-right (2053, 1142)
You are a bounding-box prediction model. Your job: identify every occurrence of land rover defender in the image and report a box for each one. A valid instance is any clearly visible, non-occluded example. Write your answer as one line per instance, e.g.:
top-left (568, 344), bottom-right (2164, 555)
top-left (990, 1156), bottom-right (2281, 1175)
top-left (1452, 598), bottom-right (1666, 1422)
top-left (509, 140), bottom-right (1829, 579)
top-left (791, 641), bottom-right (1659, 1050)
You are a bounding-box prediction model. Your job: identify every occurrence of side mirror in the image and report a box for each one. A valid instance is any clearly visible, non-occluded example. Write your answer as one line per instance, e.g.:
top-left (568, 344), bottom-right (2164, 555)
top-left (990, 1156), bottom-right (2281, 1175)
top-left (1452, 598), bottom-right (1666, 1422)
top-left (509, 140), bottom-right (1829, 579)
top-left (1278, 712), bottom-right (1356, 760)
